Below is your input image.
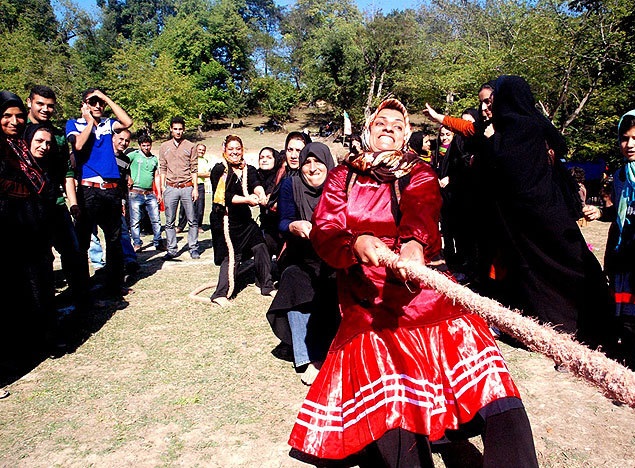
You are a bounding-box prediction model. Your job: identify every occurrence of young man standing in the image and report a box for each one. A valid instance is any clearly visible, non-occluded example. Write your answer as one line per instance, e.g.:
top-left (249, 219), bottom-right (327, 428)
top-left (128, 133), bottom-right (165, 251)
top-left (178, 143), bottom-right (209, 232)
top-left (26, 85), bottom-right (88, 311)
top-left (159, 116), bottom-right (199, 259)
top-left (66, 88), bottom-right (133, 298)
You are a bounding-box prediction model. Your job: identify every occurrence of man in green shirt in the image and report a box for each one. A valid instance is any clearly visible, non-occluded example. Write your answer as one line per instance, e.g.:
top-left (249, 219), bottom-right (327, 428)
top-left (128, 133), bottom-right (165, 250)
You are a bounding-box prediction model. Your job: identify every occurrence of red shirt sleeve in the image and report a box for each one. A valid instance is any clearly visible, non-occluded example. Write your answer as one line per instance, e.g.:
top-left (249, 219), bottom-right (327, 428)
top-left (310, 165), bottom-right (360, 270)
top-left (398, 164), bottom-right (443, 260)
top-left (442, 115), bottom-right (476, 137)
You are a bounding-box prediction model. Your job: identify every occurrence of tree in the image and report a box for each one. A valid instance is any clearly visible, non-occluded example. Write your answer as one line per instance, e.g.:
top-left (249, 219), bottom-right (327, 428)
top-left (248, 76), bottom-right (299, 122)
top-left (103, 41), bottom-right (202, 134)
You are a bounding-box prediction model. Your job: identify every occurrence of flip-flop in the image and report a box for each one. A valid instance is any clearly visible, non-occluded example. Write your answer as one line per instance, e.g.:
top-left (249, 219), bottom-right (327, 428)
top-left (0, 389), bottom-right (9, 399)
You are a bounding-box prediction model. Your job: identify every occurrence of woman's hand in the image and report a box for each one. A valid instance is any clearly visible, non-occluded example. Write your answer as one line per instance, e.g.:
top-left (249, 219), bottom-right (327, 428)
top-left (353, 234), bottom-right (385, 267)
top-left (583, 204), bottom-right (602, 221)
top-left (247, 193), bottom-right (260, 206)
top-left (289, 220), bottom-right (312, 238)
top-left (394, 240), bottom-right (424, 281)
top-left (423, 103), bottom-right (444, 125)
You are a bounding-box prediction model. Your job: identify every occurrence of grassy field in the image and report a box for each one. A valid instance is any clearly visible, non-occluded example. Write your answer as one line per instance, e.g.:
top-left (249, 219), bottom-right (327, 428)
top-left (1, 112), bottom-right (635, 467)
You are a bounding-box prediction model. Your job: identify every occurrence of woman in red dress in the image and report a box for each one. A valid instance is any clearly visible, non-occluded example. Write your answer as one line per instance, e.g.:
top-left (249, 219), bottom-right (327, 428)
top-left (288, 98), bottom-right (538, 467)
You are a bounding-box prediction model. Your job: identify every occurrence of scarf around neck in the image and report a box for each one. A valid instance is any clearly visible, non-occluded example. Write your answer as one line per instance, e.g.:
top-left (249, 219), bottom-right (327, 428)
top-left (346, 150), bottom-right (419, 183)
top-left (616, 109), bottom-right (635, 247)
top-left (2, 135), bottom-right (46, 195)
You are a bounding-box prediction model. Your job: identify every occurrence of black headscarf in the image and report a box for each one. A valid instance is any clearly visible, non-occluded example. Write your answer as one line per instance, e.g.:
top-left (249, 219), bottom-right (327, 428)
top-left (292, 142), bottom-right (335, 221)
top-left (0, 91), bottom-right (26, 116)
top-left (0, 91), bottom-right (45, 195)
top-left (23, 123), bottom-right (56, 150)
top-left (491, 76), bottom-right (563, 190)
top-left (490, 75), bottom-right (580, 216)
top-left (257, 147), bottom-right (284, 195)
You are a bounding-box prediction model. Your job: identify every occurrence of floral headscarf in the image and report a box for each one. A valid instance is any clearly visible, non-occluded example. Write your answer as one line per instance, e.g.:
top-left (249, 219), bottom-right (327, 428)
top-left (348, 98), bottom-right (418, 182)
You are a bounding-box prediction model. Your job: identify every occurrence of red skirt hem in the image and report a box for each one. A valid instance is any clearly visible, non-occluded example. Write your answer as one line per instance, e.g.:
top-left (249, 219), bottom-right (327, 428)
top-left (288, 314), bottom-right (520, 460)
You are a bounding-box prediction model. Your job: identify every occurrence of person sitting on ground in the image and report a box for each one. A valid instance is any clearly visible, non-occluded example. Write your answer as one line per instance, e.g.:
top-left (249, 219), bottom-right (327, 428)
top-left (266, 142), bottom-right (339, 386)
top-left (209, 135), bottom-right (275, 307)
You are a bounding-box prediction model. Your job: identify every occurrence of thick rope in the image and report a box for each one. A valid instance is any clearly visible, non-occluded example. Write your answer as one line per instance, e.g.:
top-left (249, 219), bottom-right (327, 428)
top-left (220, 166), bottom-right (249, 300)
top-left (375, 244), bottom-right (635, 408)
top-left (224, 214), bottom-right (235, 298)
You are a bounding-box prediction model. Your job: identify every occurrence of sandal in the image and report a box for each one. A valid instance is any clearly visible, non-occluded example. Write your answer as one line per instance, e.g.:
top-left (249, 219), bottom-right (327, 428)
top-left (301, 362), bottom-right (323, 386)
top-left (211, 297), bottom-right (231, 308)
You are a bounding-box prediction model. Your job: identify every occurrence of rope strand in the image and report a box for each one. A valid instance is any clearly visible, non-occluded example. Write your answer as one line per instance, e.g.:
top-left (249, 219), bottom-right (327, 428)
top-left (375, 244), bottom-right (635, 408)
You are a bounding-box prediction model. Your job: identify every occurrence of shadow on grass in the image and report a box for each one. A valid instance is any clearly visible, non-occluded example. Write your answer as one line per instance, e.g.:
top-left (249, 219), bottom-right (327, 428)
top-left (0, 296), bottom-right (128, 389)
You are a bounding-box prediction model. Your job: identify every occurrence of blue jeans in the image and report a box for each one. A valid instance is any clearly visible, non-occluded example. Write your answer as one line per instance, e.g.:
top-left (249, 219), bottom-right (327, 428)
top-left (89, 231), bottom-right (105, 270)
top-left (120, 214), bottom-right (137, 264)
top-left (129, 192), bottom-right (162, 247)
top-left (163, 185), bottom-right (198, 255)
top-left (89, 217), bottom-right (136, 267)
top-left (288, 310), bottom-right (312, 367)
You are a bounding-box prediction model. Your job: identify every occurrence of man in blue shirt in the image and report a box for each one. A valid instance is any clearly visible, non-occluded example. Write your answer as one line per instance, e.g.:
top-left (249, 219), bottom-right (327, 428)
top-left (66, 88), bottom-right (133, 298)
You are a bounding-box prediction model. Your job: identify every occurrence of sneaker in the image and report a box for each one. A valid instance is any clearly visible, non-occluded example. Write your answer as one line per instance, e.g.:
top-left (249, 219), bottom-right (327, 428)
top-left (163, 252), bottom-right (179, 261)
top-left (190, 251), bottom-right (200, 259)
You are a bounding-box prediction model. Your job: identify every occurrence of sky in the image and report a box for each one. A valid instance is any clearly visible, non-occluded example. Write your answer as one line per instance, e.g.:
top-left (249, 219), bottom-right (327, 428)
top-left (73, 0), bottom-right (423, 17)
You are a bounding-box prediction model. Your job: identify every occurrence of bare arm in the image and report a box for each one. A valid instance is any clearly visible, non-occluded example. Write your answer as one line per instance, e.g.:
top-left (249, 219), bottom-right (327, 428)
top-left (72, 104), bottom-right (95, 152)
top-left (90, 90), bottom-right (133, 130)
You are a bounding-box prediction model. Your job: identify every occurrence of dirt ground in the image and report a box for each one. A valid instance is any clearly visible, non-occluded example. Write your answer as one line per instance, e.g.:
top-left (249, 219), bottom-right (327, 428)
top-left (1, 112), bottom-right (634, 467)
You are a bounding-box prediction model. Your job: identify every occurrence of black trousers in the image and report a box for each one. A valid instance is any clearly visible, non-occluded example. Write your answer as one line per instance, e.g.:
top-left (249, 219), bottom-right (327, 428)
top-left (211, 242), bottom-right (273, 299)
top-left (50, 204), bottom-right (89, 307)
top-left (75, 185), bottom-right (124, 294)
top-left (356, 407), bottom-right (538, 468)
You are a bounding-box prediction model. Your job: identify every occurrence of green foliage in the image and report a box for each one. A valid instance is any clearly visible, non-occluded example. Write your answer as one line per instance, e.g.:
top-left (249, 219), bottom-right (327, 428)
top-left (248, 76), bottom-right (299, 122)
top-left (103, 41), bottom-right (202, 135)
top-left (0, 26), bottom-right (90, 123)
top-left (0, 0), bottom-right (59, 41)
top-left (0, 0), bottom-right (633, 158)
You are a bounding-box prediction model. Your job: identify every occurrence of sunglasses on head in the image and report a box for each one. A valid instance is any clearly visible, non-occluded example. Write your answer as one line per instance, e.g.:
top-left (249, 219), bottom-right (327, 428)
top-left (86, 96), bottom-right (105, 107)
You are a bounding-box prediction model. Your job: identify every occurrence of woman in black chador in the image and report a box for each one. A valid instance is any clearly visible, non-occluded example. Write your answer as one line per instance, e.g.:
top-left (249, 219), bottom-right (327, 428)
top-left (486, 75), bottom-right (609, 344)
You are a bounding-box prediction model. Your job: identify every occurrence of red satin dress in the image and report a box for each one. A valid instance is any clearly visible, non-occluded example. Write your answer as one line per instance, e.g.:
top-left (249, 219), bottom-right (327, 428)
top-left (288, 163), bottom-right (521, 460)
